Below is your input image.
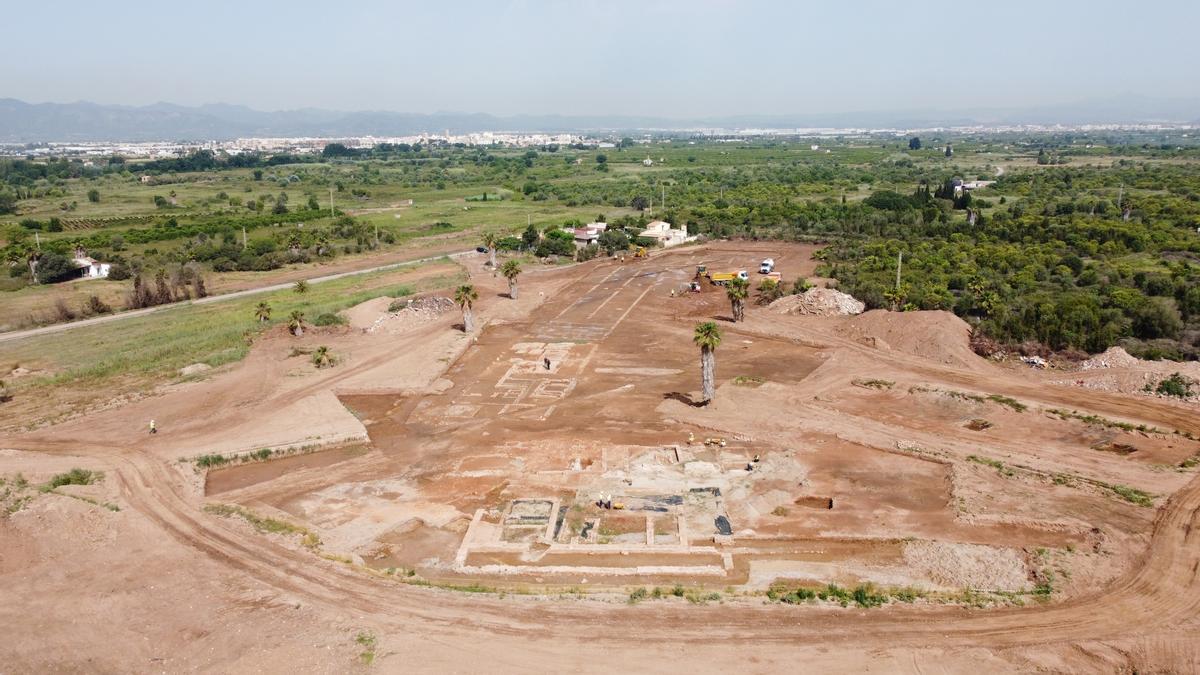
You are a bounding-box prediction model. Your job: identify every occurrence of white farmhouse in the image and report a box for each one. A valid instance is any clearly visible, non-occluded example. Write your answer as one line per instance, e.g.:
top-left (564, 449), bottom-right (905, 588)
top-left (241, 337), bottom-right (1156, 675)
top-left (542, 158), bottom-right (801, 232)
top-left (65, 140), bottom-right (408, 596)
top-left (639, 220), bottom-right (688, 248)
top-left (573, 222), bottom-right (608, 247)
top-left (72, 248), bottom-right (111, 279)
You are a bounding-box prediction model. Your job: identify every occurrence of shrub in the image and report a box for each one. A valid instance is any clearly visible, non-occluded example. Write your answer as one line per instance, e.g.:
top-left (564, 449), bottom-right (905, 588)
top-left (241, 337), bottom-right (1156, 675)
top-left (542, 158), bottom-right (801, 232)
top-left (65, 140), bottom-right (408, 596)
top-left (107, 262), bottom-right (132, 280)
top-left (53, 298), bottom-right (77, 322)
top-left (195, 454), bottom-right (230, 468)
top-left (84, 295), bottom-right (112, 315)
top-left (1153, 373), bottom-right (1194, 398)
top-left (576, 243), bottom-right (600, 262)
top-left (313, 312), bottom-right (345, 326)
top-left (43, 468), bottom-right (102, 490)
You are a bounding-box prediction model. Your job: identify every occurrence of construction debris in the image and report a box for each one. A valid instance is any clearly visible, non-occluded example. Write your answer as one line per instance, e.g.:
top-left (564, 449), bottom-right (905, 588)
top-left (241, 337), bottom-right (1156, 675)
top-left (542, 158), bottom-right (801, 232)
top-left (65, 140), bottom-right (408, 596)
top-left (769, 288), bottom-right (865, 316)
top-left (365, 296), bottom-right (456, 334)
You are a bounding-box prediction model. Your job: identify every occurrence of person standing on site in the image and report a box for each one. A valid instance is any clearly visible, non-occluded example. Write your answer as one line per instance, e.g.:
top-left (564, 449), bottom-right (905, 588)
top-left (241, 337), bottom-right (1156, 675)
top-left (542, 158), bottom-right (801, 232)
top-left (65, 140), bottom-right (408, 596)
top-left (149, 419), bottom-right (157, 435)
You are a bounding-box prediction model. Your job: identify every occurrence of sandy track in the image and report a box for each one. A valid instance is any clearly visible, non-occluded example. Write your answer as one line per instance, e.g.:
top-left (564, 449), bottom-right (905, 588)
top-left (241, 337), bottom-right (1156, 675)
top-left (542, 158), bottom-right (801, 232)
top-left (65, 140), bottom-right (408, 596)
top-left (11, 428), bottom-right (1200, 652)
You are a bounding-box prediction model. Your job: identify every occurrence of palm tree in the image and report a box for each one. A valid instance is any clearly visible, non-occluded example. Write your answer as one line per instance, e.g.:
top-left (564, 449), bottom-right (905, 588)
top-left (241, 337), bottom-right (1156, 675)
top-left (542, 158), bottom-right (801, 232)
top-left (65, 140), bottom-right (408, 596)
top-left (7, 244), bottom-right (40, 284)
top-left (454, 284), bottom-right (478, 332)
top-left (254, 302), bottom-right (272, 323)
top-left (694, 321), bottom-right (722, 404)
top-left (311, 346), bottom-right (333, 368)
top-left (293, 279), bottom-right (309, 294)
top-left (726, 277), bottom-right (749, 322)
top-left (501, 259), bottom-right (522, 299)
top-left (482, 232), bottom-right (498, 268)
top-left (287, 310), bottom-right (305, 336)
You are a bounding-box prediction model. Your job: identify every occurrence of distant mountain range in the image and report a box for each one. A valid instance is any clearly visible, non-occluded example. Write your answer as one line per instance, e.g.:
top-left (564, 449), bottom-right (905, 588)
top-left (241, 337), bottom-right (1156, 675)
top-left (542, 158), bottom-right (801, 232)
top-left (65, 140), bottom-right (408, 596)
top-left (0, 96), bottom-right (1197, 143)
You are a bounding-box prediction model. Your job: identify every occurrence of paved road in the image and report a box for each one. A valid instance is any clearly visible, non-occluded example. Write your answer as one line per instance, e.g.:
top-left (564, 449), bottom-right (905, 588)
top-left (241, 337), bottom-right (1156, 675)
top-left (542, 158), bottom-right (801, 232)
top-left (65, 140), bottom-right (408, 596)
top-left (0, 249), bottom-right (477, 345)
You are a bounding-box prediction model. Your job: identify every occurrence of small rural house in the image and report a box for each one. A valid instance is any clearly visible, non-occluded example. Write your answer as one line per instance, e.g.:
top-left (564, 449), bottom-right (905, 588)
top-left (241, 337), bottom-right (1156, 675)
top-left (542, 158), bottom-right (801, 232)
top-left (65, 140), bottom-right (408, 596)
top-left (72, 247), bottom-right (111, 279)
top-left (573, 222), bottom-right (607, 247)
top-left (639, 220), bottom-right (688, 248)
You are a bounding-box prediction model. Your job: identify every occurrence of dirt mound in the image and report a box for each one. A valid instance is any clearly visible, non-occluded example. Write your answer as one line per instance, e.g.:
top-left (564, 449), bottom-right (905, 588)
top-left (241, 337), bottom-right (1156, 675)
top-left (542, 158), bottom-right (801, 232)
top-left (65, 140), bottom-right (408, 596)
top-left (343, 296), bottom-right (394, 330)
top-left (819, 310), bottom-right (981, 370)
top-left (769, 288), bottom-right (864, 316)
top-left (1081, 347), bottom-right (1141, 370)
top-left (365, 296), bottom-right (456, 335)
top-left (1057, 346), bottom-right (1200, 399)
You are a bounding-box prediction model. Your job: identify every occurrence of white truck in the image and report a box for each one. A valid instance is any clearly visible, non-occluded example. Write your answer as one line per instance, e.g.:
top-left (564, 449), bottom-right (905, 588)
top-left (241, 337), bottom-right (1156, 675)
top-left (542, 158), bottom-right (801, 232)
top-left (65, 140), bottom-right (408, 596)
top-left (759, 258), bottom-right (775, 274)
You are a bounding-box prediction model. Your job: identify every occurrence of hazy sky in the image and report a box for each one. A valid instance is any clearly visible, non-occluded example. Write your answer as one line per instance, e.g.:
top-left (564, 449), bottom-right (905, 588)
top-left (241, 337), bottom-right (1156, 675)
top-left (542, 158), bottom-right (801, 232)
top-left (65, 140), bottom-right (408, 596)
top-left (5, 0), bottom-right (1199, 116)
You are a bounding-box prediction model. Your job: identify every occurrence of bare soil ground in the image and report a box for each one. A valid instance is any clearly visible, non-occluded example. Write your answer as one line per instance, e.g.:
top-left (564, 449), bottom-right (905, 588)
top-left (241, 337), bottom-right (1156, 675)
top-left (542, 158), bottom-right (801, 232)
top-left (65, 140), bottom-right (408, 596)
top-left (3, 241), bottom-right (1200, 672)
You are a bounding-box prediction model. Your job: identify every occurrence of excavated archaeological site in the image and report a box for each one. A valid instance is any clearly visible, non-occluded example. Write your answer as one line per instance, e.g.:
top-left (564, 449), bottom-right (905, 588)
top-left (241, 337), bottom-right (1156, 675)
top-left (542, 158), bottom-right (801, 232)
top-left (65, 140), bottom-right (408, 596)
top-left (4, 242), bottom-right (1200, 672)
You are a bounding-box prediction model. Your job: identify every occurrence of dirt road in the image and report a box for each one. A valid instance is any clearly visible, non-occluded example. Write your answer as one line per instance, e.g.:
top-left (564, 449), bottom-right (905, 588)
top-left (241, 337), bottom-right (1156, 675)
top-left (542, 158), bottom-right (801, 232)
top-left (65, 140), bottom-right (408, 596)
top-left (0, 248), bottom-right (478, 344)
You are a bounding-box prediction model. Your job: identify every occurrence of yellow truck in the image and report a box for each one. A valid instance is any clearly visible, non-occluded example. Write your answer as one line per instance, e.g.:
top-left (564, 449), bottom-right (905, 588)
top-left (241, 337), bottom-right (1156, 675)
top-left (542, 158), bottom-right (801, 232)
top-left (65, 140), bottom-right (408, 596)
top-left (707, 270), bottom-right (750, 285)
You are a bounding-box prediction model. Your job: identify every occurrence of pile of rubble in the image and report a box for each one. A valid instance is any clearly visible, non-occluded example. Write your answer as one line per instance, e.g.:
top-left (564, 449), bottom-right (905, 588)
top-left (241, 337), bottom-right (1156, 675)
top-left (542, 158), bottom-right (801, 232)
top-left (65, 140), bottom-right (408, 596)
top-left (769, 288), bottom-right (865, 316)
top-left (1080, 347), bottom-right (1141, 370)
top-left (366, 296), bottom-right (456, 335)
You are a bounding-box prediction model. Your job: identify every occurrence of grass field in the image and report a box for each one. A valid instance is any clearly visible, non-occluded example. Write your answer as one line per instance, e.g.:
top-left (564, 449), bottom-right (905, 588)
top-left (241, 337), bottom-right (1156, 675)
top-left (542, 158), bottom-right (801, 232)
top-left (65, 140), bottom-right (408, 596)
top-left (0, 258), bottom-right (466, 427)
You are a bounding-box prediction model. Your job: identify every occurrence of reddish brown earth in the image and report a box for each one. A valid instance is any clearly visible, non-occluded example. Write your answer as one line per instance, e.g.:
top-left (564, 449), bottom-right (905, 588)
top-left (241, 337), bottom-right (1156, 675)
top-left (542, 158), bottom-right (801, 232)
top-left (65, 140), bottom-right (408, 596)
top-left (3, 242), bottom-right (1200, 672)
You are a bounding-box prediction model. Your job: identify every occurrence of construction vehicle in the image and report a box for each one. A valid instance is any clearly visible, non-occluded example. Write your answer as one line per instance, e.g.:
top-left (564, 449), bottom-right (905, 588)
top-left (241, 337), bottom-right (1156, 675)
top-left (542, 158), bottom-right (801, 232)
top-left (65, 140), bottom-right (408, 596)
top-left (694, 265), bottom-right (707, 279)
top-left (759, 258), bottom-right (775, 274)
top-left (707, 270), bottom-right (750, 286)
top-left (634, 246), bottom-right (647, 258)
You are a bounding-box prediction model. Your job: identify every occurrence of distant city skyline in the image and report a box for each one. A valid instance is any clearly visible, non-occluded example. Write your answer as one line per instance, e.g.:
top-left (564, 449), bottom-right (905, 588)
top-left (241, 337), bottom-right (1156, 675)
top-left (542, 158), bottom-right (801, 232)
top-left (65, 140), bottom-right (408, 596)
top-left (5, 0), bottom-right (1200, 118)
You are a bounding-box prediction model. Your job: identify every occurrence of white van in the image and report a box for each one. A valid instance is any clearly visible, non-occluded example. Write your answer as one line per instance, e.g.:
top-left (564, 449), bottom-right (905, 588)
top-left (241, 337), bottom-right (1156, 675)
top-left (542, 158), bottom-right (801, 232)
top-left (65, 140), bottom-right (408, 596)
top-left (759, 258), bottom-right (775, 274)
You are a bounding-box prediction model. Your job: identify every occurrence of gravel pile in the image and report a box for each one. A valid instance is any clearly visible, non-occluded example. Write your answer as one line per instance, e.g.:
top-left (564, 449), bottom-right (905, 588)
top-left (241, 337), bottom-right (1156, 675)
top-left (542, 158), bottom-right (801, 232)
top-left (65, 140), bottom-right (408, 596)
top-left (1080, 347), bottom-right (1141, 370)
top-left (769, 288), bottom-right (865, 316)
top-left (367, 296), bottom-right (456, 334)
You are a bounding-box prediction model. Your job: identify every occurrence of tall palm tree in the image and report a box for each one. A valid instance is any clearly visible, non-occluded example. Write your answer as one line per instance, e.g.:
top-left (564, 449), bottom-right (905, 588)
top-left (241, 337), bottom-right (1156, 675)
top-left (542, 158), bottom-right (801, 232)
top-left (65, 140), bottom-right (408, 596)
top-left (501, 259), bottom-right (522, 299)
top-left (454, 284), bottom-right (478, 332)
top-left (726, 277), bottom-right (749, 322)
top-left (7, 244), bottom-right (40, 284)
top-left (254, 302), bottom-right (272, 323)
top-left (693, 321), bottom-right (722, 404)
top-left (287, 310), bottom-right (305, 336)
top-left (482, 232), bottom-right (497, 268)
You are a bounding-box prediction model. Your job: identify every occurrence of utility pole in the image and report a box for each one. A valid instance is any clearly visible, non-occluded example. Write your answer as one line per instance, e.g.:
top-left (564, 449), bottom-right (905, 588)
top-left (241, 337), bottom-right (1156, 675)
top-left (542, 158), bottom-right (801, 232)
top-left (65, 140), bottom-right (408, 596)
top-left (895, 251), bottom-right (903, 294)
top-left (374, 222), bottom-right (379, 248)
top-left (329, 186), bottom-right (335, 218)
top-left (662, 184), bottom-right (666, 212)
top-left (242, 224), bottom-right (247, 249)
top-left (1117, 184), bottom-right (1124, 210)
top-left (34, 232), bottom-right (40, 250)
